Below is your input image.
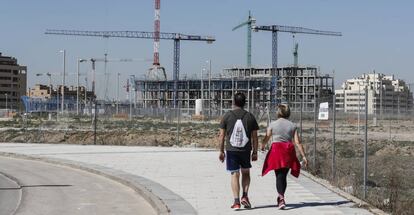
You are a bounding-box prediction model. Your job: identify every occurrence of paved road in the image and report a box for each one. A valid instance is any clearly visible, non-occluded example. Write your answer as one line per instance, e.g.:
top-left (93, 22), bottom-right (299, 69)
top-left (0, 171), bottom-right (21, 215)
top-left (0, 156), bottom-right (156, 215)
top-left (0, 143), bottom-right (373, 215)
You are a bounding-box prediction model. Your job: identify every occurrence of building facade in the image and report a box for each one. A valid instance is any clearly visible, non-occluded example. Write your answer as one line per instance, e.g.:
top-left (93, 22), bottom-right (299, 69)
top-left (135, 66), bottom-right (334, 114)
top-left (24, 84), bottom-right (95, 113)
top-left (0, 52), bottom-right (27, 111)
top-left (335, 73), bottom-right (413, 115)
top-left (28, 84), bottom-right (94, 101)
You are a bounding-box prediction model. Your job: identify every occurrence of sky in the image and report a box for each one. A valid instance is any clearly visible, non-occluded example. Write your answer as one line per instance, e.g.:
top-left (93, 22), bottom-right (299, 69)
top-left (1, 0), bottom-right (414, 100)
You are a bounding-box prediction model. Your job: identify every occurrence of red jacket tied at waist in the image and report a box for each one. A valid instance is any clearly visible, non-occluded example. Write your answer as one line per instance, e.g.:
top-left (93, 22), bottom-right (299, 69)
top-left (262, 141), bottom-right (301, 178)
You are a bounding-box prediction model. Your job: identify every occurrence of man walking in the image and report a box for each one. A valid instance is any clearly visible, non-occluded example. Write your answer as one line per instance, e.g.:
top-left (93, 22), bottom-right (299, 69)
top-left (218, 92), bottom-right (259, 210)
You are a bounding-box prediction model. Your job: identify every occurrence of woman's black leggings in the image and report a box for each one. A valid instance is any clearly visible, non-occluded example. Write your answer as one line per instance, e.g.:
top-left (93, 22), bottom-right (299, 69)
top-left (275, 168), bottom-right (289, 196)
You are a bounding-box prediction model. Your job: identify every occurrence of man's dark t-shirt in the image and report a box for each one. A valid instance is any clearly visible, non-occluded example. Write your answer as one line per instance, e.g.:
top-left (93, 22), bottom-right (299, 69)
top-left (219, 108), bottom-right (259, 152)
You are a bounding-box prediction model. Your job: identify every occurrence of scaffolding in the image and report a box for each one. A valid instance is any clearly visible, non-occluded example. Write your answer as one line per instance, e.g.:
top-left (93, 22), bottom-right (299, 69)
top-left (135, 66), bottom-right (334, 114)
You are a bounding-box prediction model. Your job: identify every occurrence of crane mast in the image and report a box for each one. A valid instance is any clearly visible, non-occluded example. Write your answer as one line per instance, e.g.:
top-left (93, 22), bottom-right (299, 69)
top-left (148, 0), bottom-right (166, 81)
top-left (154, 0), bottom-right (161, 66)
top-left (232, 11), bottom-right (256, 67)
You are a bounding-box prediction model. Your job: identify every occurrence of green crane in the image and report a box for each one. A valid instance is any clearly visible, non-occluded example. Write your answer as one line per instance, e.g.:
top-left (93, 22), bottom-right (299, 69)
top-left (293, 43), bottom-right (299, 67)
top-left (232, 11), bottom-right (256, 67)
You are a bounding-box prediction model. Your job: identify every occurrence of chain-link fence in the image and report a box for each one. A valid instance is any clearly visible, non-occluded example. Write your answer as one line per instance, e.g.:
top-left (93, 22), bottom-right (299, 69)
top-left (287, 95), bottom-right (414, 214)
top-left (1, 98), bottom-right (413, 214)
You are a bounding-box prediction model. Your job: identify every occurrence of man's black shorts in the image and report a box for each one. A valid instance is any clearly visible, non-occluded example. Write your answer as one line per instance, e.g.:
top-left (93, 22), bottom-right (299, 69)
top-left (226, 151), bottom-right (252, 172)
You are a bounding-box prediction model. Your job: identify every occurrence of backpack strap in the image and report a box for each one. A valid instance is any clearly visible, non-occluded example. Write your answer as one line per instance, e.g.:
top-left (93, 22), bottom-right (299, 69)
top-left (230, 110), bottom-right (248, 120)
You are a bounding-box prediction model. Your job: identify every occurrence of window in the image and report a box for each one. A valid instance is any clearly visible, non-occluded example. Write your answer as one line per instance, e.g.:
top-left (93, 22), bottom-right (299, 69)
top-left (0, 69), bottom-right (11, 73)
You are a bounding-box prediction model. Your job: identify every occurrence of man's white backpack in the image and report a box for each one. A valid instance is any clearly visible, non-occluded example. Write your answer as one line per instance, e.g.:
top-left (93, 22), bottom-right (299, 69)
top-left (229, 111), bottom-right (249, 148)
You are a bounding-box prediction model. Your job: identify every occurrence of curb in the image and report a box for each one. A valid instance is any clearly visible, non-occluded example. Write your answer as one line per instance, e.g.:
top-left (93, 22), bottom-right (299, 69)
top-left (0, 152), bottom-right (197, 215)
top-left (300, 170), bottom-right (388, 215)
top-left (0, 171), bottom-right (22, 215)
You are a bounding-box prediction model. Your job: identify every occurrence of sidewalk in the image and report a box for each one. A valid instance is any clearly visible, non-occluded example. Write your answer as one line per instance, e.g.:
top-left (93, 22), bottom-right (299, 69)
top-left (0, 143), bottom-right (373, 215)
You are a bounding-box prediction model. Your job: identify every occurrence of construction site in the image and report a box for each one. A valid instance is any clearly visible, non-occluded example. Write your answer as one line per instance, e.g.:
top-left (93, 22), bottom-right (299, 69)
top-left (134, 66), bottom-right (334, 115)
top-left (35, 7), bottom-right (342, 117)
top-left (2, 1), bottom-right (414, 214)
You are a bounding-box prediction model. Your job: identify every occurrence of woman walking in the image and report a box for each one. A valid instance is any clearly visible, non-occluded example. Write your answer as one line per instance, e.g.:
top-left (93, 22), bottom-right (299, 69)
top-left (261, 104), bottom-right (308, 209)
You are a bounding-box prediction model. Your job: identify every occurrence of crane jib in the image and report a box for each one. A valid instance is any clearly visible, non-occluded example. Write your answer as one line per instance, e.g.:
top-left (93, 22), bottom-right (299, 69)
top-left (45, 29), bottom-right (215, 42)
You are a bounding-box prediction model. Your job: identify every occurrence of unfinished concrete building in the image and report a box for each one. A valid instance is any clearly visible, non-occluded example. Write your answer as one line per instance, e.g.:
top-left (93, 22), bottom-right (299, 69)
top-left (135, 66), bottom-right (334, 114)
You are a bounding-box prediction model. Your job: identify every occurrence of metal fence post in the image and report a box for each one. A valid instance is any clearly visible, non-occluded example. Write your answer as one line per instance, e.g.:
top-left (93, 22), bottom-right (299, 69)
top-left (94, 100), bottom-right (97, 145)
top-left (332, 94), bottom-right (336, 181)
top-left (300, 94), bottom-right (303, 141)
top-left (313, 98), bottom-right (317, 168)
top-left (176, 103), bottom-right (181, 145)
top-left (363, 86), bottom-right (368, 199)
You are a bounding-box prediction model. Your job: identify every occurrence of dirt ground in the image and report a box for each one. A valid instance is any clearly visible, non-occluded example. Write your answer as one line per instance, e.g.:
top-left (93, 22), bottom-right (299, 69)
top-left (0, 116), bottom-right (413, 214)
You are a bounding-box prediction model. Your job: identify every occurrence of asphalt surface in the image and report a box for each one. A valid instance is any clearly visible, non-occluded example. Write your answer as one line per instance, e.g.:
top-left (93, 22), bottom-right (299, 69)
top-left (0, 171), bottom-right (21, 215)
top-left (0, 156), bottom-right (156, 215)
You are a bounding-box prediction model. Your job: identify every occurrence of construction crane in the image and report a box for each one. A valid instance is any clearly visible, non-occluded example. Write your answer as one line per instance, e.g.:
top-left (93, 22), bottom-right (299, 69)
top-left (45, 29), bottom-right (215, 106)
top-left (232, 11), bottom-right (256, 67)
top-left (252, 24), bottom-right (341, 108)
top-left (252, 24), bottom-right (342, 69)
top-left (46, 29), bottom-right (215, 81)
top-left (149, 0), bottom-right (165, 81)
top-left (89, 56), bottom-right (152, 100)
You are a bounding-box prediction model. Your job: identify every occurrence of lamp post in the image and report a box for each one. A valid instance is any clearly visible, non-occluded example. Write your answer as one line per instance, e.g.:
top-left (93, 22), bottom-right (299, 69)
top-left (77, 58), bottom-right (87, 115)
top-left (59, 50), bottom-right (66, 114)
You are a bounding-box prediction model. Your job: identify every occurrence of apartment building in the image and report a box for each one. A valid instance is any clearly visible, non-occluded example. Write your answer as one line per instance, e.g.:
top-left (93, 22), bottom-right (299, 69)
top-left (335, 73), bottom-right (413, 115)
top-left (28, 84), bottom-right (94, 101)
top-left (0, 52), bottom-right (27, 111)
